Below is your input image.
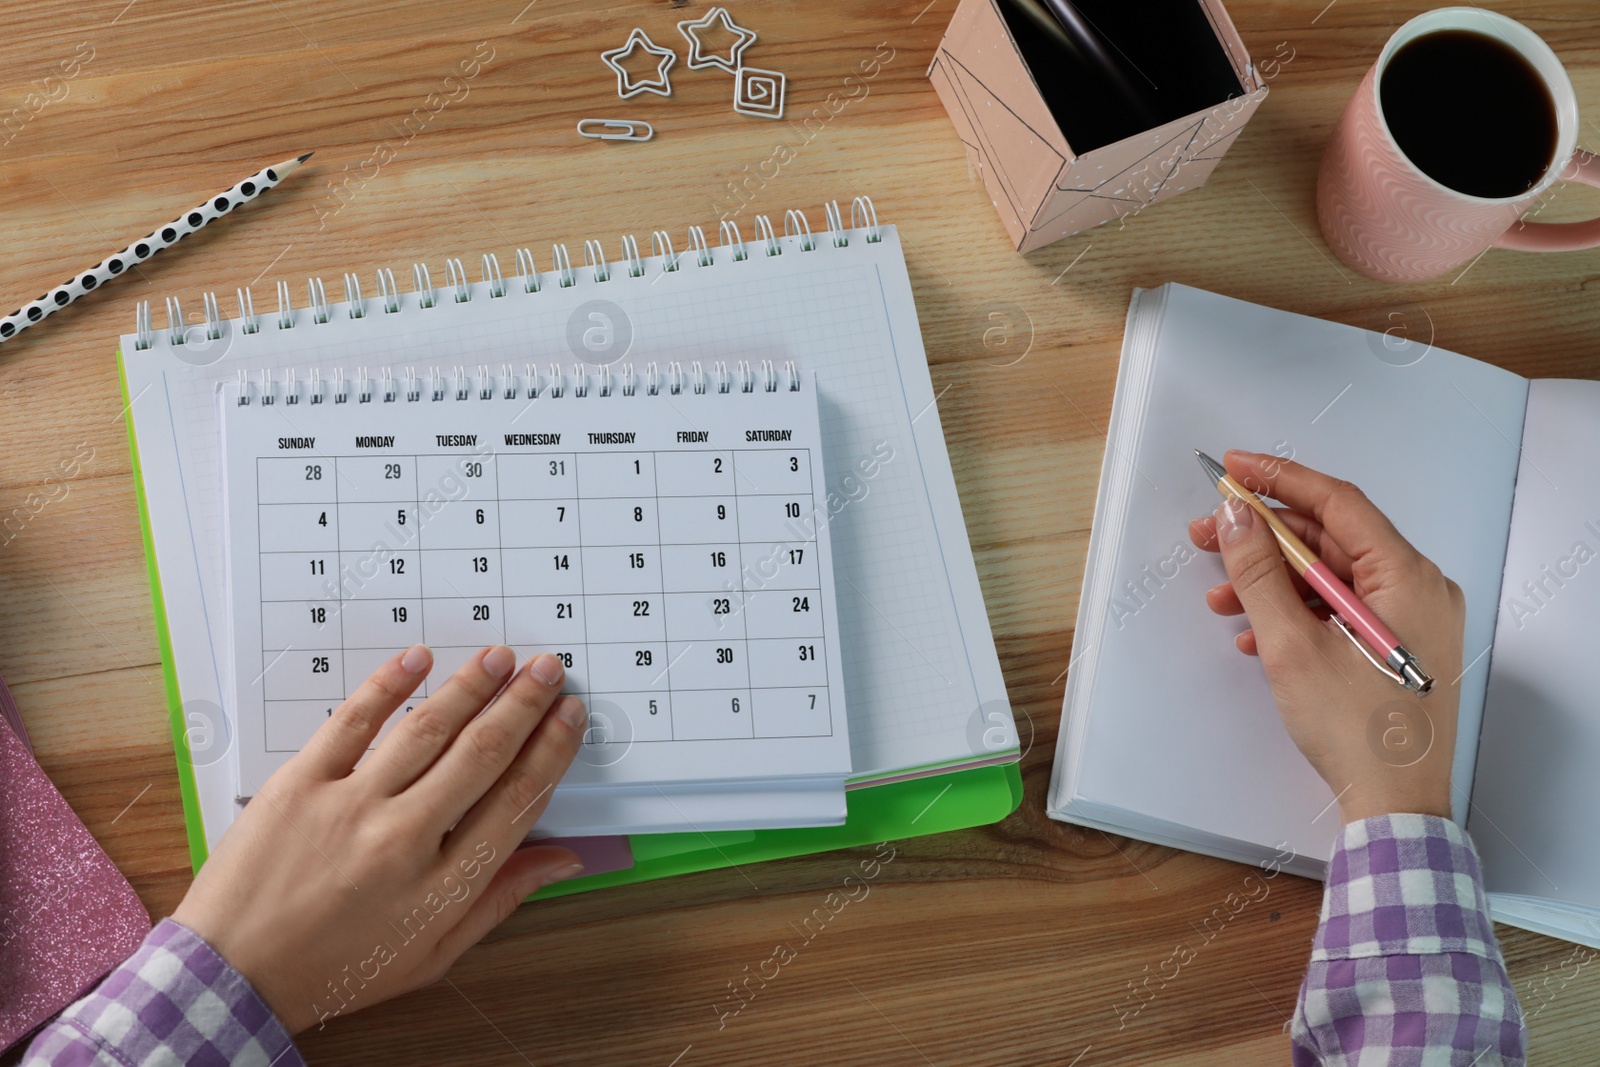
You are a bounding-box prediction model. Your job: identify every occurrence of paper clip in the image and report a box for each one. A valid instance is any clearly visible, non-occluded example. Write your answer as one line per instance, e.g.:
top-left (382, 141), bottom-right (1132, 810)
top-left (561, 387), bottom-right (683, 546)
top-left (577, 119), bottom-right (654, 142)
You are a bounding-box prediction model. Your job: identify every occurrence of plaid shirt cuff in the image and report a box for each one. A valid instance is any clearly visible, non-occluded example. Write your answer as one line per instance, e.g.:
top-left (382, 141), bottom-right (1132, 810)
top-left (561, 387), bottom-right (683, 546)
top-left (1291, 814), bottom-right (1524, 1066)
top-left (1315, 813), bottom-right (1499, 961)
top-left (23, 918), bottom-right (303, 1067)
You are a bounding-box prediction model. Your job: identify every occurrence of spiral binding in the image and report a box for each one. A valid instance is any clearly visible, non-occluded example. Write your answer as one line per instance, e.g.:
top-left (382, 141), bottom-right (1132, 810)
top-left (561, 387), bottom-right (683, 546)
top-left (132, 198), bottom-right (882, 351)
top-left (231, 358), bottom-right (801, 407)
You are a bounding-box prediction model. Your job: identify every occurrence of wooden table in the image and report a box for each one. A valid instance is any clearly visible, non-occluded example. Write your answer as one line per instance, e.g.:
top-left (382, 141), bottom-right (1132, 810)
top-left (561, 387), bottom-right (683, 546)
top-left (3, 1), bottom-right (1598, 1063)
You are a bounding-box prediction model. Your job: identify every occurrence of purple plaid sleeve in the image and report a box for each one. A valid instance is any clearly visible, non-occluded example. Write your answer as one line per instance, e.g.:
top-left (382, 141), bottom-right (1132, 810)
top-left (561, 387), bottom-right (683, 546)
top-left (22, 918), bottom-right (303, 1067)
top-left (1290, 814), bottom-right (1525, 1066)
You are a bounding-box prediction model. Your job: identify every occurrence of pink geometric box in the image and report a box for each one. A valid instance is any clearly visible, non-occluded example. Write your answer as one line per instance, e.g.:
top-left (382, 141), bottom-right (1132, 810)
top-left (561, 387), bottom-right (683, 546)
top-left (928, 0), bottom-right (1267, 253)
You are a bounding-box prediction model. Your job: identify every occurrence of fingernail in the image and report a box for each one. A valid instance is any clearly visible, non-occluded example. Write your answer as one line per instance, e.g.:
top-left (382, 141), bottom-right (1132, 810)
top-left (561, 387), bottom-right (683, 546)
top-left (530, 653), bottom-right (564, 687)
top-left (1216, 498), bottom-right (1254, 544)
top-left (547, 862), bottom-right (584, 884)
top-left (555, 696), bottom-right (587, 730)
top-left (483, 645), bottom-right (516, 680)
top-left (401, 645), bottom-right (432, 673)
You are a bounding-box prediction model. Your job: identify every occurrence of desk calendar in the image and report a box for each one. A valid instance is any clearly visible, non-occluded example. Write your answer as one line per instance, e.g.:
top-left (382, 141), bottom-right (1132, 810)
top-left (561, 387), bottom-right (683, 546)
top-left (220, 364), bottom-right (854, 834)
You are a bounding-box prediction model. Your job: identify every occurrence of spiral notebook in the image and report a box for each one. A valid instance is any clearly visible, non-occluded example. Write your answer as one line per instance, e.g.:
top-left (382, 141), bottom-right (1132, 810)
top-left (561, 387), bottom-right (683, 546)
top-left (219, 365), bottom-right (854, 835)
top-left (120, 200), bottom-right (1022, 877)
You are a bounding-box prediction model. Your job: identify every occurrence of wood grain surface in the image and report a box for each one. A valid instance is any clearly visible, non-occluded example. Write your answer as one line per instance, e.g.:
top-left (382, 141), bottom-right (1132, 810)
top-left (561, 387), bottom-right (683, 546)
top-left (2, 1), bottom-right (1598, 1063)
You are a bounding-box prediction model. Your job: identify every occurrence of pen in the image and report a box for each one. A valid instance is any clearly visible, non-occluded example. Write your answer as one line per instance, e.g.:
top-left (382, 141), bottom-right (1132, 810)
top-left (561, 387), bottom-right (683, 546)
top-left (0, 152), bottom-right (312, 345)
top-left (1194, 450), bottom-right (1435, 695)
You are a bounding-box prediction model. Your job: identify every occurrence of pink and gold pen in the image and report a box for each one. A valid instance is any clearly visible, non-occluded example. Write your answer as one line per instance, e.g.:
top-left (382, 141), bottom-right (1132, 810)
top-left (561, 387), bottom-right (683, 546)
top-left (1195, 450), bottom-right (1435, 696)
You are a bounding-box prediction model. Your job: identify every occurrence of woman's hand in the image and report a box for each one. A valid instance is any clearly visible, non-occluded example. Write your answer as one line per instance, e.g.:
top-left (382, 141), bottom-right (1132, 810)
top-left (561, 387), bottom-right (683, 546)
top-left (1188, 451), bottom-right (1463, 824)
top-left (172, 645), bottom-right (587, 1034)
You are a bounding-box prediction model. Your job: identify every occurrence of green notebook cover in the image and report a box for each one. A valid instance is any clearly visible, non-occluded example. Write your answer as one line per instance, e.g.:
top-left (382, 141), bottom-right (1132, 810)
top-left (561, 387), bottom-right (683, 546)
top-left (119, 349), bottom-right (1024, 893)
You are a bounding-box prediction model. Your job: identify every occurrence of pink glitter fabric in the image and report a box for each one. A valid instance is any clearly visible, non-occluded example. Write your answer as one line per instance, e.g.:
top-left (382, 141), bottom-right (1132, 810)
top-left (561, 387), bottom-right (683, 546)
top-left (0, 712), bottom-right (151, 1053)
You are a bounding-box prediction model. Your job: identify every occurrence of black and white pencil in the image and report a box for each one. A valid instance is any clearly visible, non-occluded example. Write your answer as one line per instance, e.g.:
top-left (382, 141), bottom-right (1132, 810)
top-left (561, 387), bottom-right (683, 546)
top-left (0, 152), bottom-right (312, 344)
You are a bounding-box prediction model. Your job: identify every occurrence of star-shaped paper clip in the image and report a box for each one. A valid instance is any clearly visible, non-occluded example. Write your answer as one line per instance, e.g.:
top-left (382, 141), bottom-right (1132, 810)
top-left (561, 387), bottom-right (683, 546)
top-left (677, 6), bottom-right (757, 74)
top-left (602, 28), bottom-right (677, 99)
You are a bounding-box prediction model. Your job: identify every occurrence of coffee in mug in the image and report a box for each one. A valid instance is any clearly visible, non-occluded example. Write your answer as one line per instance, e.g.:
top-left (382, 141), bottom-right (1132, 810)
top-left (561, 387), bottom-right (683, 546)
top-left (1318, 8), bottom-right (1600, 283)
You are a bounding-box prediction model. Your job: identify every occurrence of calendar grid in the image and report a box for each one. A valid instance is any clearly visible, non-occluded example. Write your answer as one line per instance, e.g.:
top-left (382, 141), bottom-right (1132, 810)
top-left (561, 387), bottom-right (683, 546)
top-left (331, 453), bottom-right (346, 696)
top-left (570, 452), bottom-right (594, 723)
top-left (251, 446), bottom-right (836, 754)
top-left (727, 450), bottom-right (755, 736)
top-left (414, 462), bottom-right (428, 663)
top-left (489, 453), bottom-right (509, 668)
top-left (409, 457), bottom-right (434, 693)
top-left (645, 454), bottom-right (675, 741)
top-left (806, 447), bottom-right (832, 751)
top-left (491, 455), bottom-right (511, 688)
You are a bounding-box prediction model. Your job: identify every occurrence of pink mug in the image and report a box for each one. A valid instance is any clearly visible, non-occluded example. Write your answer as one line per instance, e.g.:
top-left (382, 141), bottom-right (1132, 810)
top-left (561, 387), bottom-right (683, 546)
top-left (1317, 8), bottom-right (1600, 283)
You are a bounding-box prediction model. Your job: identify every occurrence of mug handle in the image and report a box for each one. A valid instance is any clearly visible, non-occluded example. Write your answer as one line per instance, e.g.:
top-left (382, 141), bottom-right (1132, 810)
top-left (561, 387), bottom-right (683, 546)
top-left (1495, 149), bottom-right (1600, 252)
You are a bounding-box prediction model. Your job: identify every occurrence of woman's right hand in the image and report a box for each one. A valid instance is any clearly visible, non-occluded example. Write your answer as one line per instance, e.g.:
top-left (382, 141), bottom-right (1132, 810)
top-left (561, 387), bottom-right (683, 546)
top-left (1187, 450), bottom-right (1464, 824)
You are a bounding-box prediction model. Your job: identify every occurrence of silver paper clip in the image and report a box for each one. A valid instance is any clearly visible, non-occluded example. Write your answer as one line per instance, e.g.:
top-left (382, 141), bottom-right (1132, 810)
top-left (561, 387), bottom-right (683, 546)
top-left (577, 119), bottom-right (654, 142)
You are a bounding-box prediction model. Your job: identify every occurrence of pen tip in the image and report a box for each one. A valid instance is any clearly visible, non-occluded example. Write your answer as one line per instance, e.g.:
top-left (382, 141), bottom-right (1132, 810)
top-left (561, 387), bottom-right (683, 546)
top-left (297, 152), bottom-right (314, 163)
top-left (1194, 449), bottom-right (1226, 484)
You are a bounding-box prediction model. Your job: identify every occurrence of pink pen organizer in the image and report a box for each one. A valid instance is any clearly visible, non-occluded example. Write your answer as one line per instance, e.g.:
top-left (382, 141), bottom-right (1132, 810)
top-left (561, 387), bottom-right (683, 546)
top-left (928, 0), bottom-right (1268, 253)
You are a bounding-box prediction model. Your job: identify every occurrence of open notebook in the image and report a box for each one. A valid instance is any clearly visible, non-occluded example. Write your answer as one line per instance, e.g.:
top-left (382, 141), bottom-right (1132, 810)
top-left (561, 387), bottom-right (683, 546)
top-left (120, 199), bottom-right (1020, 868)
top-left (1049, 283), bottom-right (1600, 948)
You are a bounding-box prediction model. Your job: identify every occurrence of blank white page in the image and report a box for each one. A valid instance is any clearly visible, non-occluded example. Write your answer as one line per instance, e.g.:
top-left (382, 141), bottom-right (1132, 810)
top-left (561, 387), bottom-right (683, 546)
top-left (120, 218), bottom-right (1014, 851)
top-left (1472, 378), bottom-right (1600, 906)
top-left (1052, 284), bottom-right (1527, 863)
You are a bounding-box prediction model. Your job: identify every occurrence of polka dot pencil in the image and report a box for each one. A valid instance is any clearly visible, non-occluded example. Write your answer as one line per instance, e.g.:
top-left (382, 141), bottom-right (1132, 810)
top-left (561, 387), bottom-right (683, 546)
top-left (0, 152), bottom-right (312, 345)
